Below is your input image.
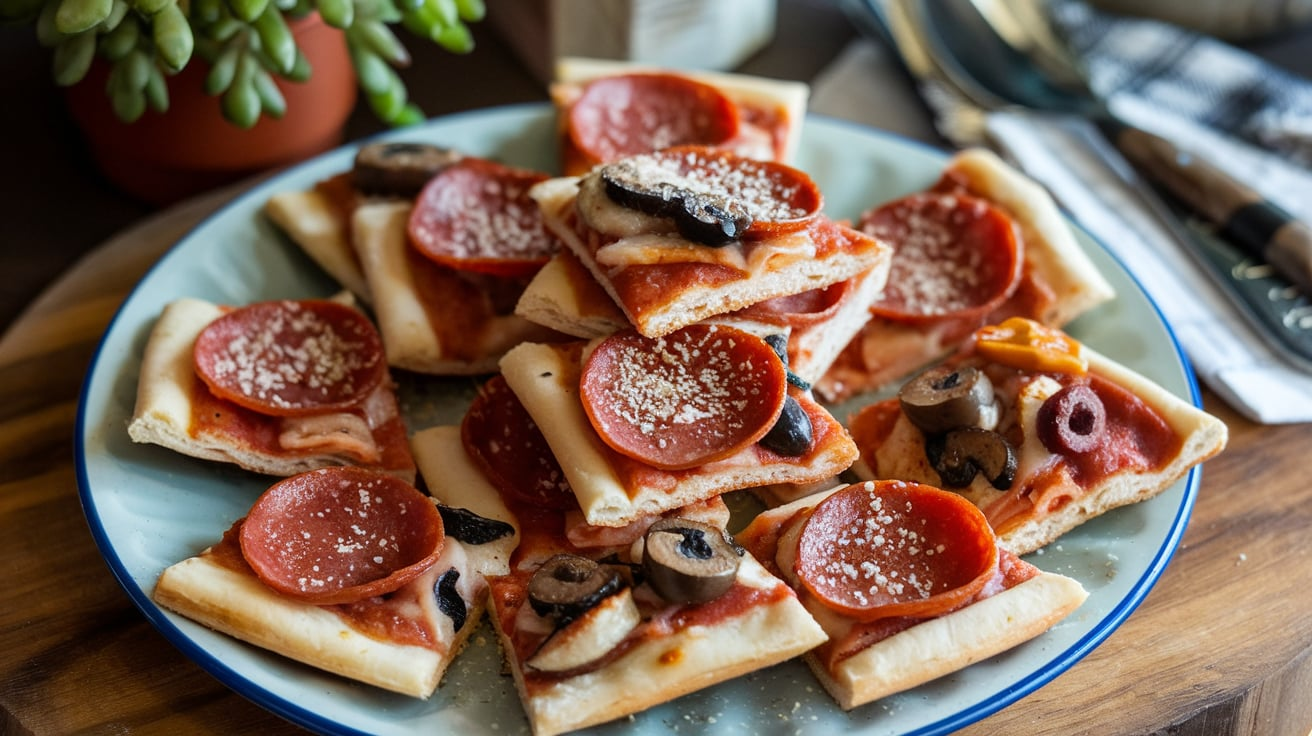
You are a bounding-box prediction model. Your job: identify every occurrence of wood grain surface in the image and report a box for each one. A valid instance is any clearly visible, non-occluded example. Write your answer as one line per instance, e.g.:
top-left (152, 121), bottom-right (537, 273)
top-left (2, 190), bottom-right (1310, 736)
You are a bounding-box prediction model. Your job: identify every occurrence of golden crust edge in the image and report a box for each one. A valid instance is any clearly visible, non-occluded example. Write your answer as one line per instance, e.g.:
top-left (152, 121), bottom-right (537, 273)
top-left (152, 554), bottom-right (468, 699)
top-left (808, 572), bottom-right (1088, 710)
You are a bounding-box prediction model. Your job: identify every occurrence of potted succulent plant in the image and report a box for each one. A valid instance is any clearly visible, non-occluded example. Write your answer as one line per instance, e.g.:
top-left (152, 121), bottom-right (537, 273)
top-left (9, 0), bottom-right (484, 126)
top-left (3, 0), bottom-right (484, 202)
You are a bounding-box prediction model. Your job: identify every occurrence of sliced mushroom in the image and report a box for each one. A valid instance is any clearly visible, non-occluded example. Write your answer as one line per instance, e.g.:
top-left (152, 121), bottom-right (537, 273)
top-left (526, 587), bottom-right (640, 673)
top-left (898, 364), bottom-right (1000, 434)
top-left (351, 142), bottom-right (463, 197)
top-left (759, 395), bottom-right (813, 457)
top-left (641, 518), bottom-right (741, 604)
top-left (925, 427), bottom-right (1018, 490)
top-left (528, 554), bottom-right (622, 623)
top-left (437, 505), bottom-right (515, 545)
top-left (1037, 383), bottom-right (1106, 455)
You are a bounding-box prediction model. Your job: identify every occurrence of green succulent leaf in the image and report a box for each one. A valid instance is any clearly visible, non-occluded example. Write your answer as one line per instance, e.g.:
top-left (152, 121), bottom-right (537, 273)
top-left (151, 2), bottom-right (193, 71)
top-left (54, 0), bottom-right (111, 34)
top-left (51, 29), bottom-right (95, 85)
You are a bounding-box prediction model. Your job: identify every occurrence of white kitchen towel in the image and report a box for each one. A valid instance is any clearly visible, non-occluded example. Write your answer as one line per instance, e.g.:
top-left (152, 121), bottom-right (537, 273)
top-left (809, 36), bottom-right (1312, 423)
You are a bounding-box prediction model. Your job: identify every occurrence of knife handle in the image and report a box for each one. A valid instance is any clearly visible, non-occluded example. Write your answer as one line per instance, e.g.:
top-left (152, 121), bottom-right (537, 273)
top-left (1101, 118), bottom-right (1312, 295)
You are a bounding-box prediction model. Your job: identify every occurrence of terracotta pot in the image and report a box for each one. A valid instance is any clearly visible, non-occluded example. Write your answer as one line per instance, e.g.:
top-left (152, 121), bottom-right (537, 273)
top-left (65, 13), bottom-right (358, 205)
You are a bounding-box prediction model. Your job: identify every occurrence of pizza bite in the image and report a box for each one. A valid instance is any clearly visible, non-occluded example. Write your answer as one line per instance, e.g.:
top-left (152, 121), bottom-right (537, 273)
top-left (550, 56), bottom-right (810, 174)
top-left (531, 145), bottom-right (891, 340)
top-left (736, 479), bottom-right (1088, 710)
top-left (848, 318), bottom-right (1228, 555)
top-left (516, 247), bottom-right (888, 386)
top-left (152, 465), bottom-right (516, 697)
top-left (266, 143), bottom-right (565, 375)
top-left (498, 323), bottom-right (859, 529)
top-left (127, 297), bottom-right (416, 480)
top-left (816, 148), bottom-right (1116, 401)
top-left (264, 142), bottom-right (466, 304)
top-left (406, 374), bottom-right (827, 735)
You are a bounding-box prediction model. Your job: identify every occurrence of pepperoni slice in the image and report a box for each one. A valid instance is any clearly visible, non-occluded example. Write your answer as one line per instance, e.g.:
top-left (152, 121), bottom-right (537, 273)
top-left (860, 192), bottom-right (1022, 324)
top-left (239, 467), bottom-right (445, 605)
top-left (733, 278), bottom-right (853, 328)
top-left (461, 375), bottom-right (578, 511)
top-left (602, 146), bottom-right (822, 240)
top-left (193, 300), bottom-right (385, 417)
top-left (568, 73), bottom-right (741, 165)
top-left (580, 324), bottom-right (788, 470)
top-left (792, 480), bottom-right (998, 622)
top-left (407, 157), bottom-right (558, 278)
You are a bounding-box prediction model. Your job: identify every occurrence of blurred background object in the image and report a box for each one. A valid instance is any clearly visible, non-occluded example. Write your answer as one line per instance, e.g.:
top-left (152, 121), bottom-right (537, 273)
top-left (490, 0), bottom-right (778, 81)
top-left (1085, 0), bottom-right (1312, 40)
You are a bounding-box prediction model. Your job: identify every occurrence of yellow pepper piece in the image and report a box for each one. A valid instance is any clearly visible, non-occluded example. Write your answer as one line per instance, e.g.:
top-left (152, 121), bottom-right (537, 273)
top-left (974, 317), bottom-right (1087, 375)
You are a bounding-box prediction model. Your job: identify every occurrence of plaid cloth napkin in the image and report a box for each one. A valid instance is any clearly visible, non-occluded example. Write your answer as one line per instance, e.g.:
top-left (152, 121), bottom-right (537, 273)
top-left (1050, 1), bottom-right (1312, 169)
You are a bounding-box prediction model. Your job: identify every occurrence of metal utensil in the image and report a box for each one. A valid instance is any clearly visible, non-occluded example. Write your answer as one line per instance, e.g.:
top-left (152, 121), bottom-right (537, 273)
top-left (849, 0), bottom-right (1312, 369)
top-left (920, 0), bottom-right (1312, 298)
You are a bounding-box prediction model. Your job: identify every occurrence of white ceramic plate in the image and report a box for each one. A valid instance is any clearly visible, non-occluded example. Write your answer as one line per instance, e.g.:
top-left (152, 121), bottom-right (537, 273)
top-left (76, 104), bottom-right (1202, 736)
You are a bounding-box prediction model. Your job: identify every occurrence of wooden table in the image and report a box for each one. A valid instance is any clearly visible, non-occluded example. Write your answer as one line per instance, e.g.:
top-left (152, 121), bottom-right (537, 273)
top-left (3, 168), bottom-right (1312, 736)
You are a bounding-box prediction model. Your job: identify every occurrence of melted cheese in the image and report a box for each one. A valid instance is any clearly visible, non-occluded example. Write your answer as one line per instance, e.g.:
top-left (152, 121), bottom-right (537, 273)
top-left (277, 411), bottom-right (380, 462)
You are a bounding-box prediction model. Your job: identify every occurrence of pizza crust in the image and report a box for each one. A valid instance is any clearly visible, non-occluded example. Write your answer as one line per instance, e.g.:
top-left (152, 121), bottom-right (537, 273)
top-left (153, 538), bottom-right (482, 698)
top-left (855, 343), bottom-right (1228, 555)
top-left (552, 56), bottom-right (811, 166)
top-left (126, 297), bottom-right (414, 480)
top-left (808, 572), bottom-right (1088, 710)
top-left (946, 149), bottom-right (1114, 326)
top-left (492, 553), bottom-right (827, 736)
top-left (517, 250), bottom-right (889, 385)
top-left (351, 201), bottom-right (560, 375)
top-left (816, 148), bottom-right (1117, 401)
top-left (994, 345), bottom-right (1227, 554)
top-left (499, 339), bottom-right (859, 527)
top-left (515, 251), bottom-right (629, 339)
top-left (736, 483), bottom-right (1088, 710)
top-left (532, 176), bottom-right (890, 340)
top-left (264, 189), bottom-right (372, 303)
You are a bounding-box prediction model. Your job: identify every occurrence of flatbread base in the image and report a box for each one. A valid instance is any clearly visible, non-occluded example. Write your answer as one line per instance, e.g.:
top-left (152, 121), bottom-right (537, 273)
top-left (126, 296), bottom-right (414, 481)
top-left (807, 572), bottom-right (1087, 710)
top-left (499, 339), bottom-right (859, 528)
top-left (153, 540), bottom-right (484, 698)
top-left (491, 554), bottom-right (827, 736)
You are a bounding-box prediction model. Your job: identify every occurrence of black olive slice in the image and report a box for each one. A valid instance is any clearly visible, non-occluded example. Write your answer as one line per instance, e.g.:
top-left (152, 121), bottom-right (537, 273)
top-left (437, 505), bottom-right (515, 545)
top-left (351, 142), bottom-right (463, 197)
top-left (641, 518), bottom-right (741, 604)
top-left (764, 333), bottom-right (789, 364)
top-left (1037, 383), bottom-right (1107, 455)
top-left (899, 364), bottom-right (1000, 435)
top-left (528, 554), bottom-right (623, 622)
top-left (763, 333), bottom-right (812, 390)
top-left (434, 567), bottom-right (467, 632)
top-left (673, 192), bottom-right (753, 244)
top-left (925, 427), bottom-right (1018, 490)
top-left (600, 161), bottom-right (751, 247)
top-left (759, 394), bottom-right (813, 457)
